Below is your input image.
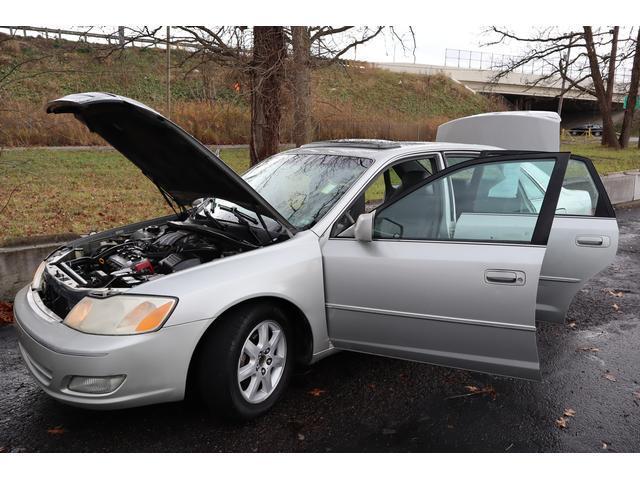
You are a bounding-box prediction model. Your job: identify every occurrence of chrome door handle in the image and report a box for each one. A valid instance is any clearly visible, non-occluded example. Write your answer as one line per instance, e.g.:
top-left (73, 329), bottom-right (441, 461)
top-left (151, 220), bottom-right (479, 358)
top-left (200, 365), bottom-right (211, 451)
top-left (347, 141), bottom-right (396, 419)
top-left (485, 270), bottom-right (526, 285)
top-left (576, 235), bottom-right (609, 247)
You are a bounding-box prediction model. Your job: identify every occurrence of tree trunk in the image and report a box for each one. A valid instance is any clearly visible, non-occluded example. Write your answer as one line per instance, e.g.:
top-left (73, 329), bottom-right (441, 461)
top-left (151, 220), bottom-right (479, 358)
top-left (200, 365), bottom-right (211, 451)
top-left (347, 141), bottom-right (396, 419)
top-left (583, 26), bottom-right (620, 148)
top-left (292, 26), bottom-right (312, 147)
top-left (602, 26), bottom-right (619, 146)
top-left (250, 26), bottom-right (286, 166)
top-left (619, 28), bottom-right (640, 148)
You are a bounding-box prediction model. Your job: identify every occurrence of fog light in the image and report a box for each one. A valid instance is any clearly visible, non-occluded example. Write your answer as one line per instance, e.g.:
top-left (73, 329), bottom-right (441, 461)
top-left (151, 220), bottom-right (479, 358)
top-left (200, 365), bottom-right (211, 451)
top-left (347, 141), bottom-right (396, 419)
top-left (67, 375), bottom-right (126, 394)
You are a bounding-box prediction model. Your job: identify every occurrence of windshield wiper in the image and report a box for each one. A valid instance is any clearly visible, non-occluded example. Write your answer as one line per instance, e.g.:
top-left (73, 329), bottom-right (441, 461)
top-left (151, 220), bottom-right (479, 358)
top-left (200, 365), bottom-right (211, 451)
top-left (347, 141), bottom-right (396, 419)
top-left (217, 203), bottom-right (259, 225)
top-left (214, 201), bottom-right (270, 246)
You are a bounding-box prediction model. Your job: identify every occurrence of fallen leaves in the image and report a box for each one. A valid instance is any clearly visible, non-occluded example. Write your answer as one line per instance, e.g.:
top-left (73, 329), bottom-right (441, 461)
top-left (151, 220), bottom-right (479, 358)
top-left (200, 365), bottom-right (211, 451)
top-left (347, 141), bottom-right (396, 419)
top-left (601, 441), bottom-right (609, 450)
top-left (0, 302), bottom-right (13, 324)
top-left (606, 289), bottom-right (624, 298)
top-left (555, 417), bottom-right (568, 429)
top-left (47, 426), bottom-right (65, 435)
top-left (576, 346), bottom-right (600, 353)
top-left (567, 321), bottom-right (577, 329)
top-left (556, 407), bottom-right (577, 429)
top-left (307, 388), bottom-right (326, 397)
top-left (447, 384), bottom-right (497, 400)
top-left (633, 391), bottom-right (640, 400)
top-left (612, 303), bottom-right (620, 312)
top-left (603, 372), bottom-right (617, 382)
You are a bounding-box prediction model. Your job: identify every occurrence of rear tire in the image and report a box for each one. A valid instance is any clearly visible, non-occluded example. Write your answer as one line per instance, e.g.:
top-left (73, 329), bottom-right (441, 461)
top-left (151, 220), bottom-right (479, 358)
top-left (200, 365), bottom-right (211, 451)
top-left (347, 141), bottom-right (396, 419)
top-left (196, 302), bottom-right (293, 420)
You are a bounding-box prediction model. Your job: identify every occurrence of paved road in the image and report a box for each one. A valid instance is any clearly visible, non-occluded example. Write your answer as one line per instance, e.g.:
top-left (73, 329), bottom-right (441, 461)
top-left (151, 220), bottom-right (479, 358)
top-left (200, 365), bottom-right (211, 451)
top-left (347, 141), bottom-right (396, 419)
top-left (1, 206), bottom-right (639, 452)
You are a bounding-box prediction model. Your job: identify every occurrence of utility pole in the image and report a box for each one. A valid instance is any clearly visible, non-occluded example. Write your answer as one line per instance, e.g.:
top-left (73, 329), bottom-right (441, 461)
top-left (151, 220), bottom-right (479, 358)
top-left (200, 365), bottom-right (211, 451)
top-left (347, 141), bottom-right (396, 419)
top-left (166, 26), bottom-right (171, 119)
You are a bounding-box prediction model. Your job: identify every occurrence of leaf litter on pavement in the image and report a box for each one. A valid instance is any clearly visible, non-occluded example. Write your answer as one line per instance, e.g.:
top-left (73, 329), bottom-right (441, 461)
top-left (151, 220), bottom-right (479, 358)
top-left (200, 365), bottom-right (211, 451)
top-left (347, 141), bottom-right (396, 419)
top-left (556, 407), bottom-right (577, 429)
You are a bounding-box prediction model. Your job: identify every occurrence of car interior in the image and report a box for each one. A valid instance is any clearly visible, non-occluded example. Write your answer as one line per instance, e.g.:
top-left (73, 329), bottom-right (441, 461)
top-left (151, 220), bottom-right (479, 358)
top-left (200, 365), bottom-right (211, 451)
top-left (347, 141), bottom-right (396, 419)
top-left (332, 157), bottom-right (437, 237)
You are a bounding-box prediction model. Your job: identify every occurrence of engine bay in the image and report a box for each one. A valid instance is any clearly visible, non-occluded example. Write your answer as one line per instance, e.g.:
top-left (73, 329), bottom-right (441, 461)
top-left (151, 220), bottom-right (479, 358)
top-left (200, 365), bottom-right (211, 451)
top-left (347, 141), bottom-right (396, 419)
top-left (37, 201), bottom-right (286, 318)
top-left (59, 224), bottom-right (241, 289)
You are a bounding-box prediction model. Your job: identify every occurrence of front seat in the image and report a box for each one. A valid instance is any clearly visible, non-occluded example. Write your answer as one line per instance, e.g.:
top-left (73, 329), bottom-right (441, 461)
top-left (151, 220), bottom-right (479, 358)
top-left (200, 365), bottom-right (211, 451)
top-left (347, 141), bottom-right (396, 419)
top-left (387, 169), bottom-right (431, 202)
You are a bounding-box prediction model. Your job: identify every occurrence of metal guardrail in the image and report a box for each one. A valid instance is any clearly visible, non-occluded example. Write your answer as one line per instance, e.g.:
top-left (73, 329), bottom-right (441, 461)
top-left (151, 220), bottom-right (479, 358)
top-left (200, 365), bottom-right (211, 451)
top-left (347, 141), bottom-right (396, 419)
top-left (0, 25), bottom-right (192, 49)
top-left (0, 26), bottom-right (137, 45)
top-left (444, 48), bottom-right (632, 86)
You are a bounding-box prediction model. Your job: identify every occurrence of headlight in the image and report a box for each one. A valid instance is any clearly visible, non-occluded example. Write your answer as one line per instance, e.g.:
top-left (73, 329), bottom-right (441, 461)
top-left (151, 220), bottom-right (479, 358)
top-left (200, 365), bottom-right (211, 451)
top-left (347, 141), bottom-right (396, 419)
top-left (63, 295), bottom-right (177, 335)
top-left (31, 262), bottom-right (46, 290)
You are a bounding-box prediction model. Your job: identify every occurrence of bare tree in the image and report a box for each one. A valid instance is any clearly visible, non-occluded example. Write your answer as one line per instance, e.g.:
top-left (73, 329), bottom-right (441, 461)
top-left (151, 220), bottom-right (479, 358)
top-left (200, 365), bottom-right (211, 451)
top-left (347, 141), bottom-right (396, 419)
top-left (583, 26), bottom-right (619, 146)
top-left (102, 26), bottom-right (413, 158)
top-left (485, 26), bottom-right (638, 149)
top-left (289, 26), bottom-right (392, 146)
top-left (618, 28), bottom-right (640, 148)
top-left (250, 27), bottom-right (286, 164)
top-left (289, 26), bottom-right (414, 146)
top-left (291, 26), bottom-right (312, 147)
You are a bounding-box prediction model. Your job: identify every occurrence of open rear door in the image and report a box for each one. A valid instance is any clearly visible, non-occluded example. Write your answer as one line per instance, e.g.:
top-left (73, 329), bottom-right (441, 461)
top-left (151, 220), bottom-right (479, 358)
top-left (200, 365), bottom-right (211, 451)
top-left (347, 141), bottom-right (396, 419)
top-left (536, 156), bottom-right (619, 323)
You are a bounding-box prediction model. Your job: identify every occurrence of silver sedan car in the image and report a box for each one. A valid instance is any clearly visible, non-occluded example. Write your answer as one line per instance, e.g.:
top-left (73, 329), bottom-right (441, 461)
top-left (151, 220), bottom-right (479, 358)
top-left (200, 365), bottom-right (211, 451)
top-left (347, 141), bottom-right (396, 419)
top-left (14, 93), bottom-right (618, 419)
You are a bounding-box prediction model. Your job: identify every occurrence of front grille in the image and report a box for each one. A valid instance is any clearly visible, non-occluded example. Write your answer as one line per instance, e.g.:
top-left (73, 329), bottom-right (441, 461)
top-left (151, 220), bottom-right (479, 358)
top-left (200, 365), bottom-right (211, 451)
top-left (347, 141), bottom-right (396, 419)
top-left (39, 270), bottom-right (86, 319)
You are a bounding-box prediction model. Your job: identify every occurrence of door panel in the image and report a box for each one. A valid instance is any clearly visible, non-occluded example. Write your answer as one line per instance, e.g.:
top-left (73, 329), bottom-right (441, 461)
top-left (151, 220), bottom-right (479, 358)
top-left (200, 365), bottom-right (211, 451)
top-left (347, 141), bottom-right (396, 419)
top-left (323, 240), bottom-right (545, 379)
top-left (536, 157), bottom-right (619, 323)
top-left (537, 217), bottom-right (619, 323)
top-left (322, 153), bottom-right (569, 380)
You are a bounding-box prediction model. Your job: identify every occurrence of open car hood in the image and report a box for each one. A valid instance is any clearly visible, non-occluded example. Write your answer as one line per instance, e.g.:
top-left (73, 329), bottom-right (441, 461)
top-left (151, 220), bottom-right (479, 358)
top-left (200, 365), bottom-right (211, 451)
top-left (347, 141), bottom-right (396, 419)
top-left (46, 92), bottom-right (295, 235)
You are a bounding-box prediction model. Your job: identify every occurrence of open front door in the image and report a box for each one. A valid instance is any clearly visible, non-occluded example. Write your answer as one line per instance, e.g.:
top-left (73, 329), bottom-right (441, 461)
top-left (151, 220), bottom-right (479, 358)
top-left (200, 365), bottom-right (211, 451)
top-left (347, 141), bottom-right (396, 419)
top-left (321, 153), bottom-right (570, 380)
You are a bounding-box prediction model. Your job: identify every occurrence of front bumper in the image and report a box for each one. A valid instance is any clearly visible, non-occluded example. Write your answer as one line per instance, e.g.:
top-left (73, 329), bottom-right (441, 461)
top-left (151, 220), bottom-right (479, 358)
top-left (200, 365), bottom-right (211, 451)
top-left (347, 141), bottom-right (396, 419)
top-left (13, 285), bottom-right (207, 409)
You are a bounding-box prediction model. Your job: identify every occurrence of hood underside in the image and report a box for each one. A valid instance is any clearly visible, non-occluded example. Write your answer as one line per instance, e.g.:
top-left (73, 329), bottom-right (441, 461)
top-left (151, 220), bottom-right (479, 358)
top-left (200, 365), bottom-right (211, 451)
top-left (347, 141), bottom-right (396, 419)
top-left (46, 92), bottom-right (295, 233)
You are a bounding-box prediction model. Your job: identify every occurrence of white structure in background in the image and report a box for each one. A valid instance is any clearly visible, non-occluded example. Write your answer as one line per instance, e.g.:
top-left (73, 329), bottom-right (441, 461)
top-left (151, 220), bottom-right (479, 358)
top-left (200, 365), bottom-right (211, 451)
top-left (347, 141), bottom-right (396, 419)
top-left (437, 111), bottom-right (561, 151)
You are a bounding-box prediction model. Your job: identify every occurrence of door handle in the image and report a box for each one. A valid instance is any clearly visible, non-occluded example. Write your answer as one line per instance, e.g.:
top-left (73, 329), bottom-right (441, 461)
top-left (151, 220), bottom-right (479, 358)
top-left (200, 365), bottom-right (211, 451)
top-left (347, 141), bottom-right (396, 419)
top-left (576, 235), bottom-right (609, 247)
top-left (485, 270), bottom-right (525, 285)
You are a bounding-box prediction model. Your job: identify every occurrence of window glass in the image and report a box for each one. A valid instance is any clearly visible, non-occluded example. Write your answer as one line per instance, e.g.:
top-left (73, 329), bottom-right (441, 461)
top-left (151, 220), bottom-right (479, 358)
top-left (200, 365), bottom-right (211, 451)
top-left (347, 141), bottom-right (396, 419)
top-left (557, 159), bottom-right (599, 215)
top-left (331, 156), bottom-right (438, 237)
top-left (444, 152), bottom-right (479, 167)
top-left (374, 159), bottom-right (555, 243)
top-left (243, 153), bottom-right (373, 229)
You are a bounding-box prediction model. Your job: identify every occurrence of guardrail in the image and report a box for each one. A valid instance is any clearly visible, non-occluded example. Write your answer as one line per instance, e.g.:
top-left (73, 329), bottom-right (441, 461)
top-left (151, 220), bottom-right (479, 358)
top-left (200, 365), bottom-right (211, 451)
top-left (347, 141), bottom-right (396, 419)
top-left (0, 25), bottom-right (191, 49)
top-left (444, 48), bottom-right (632, 86)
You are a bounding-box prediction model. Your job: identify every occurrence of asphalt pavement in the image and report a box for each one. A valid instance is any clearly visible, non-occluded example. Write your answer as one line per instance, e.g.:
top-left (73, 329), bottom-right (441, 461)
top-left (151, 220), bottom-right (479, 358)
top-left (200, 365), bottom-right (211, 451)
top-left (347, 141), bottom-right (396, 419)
top-left (1, 205), bottom-right (639, 452)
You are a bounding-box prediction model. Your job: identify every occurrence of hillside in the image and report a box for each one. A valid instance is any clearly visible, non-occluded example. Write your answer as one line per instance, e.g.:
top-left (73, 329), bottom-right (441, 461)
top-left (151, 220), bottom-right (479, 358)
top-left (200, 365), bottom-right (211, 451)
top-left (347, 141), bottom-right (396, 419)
top-left (0, 33), bottom-right (505, 146)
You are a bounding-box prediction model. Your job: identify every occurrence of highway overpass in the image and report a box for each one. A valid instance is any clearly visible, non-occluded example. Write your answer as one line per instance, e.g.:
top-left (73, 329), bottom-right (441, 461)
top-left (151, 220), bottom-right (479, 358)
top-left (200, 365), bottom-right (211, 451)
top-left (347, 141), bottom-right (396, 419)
top-left (373, 61), bottom-right (626, 104)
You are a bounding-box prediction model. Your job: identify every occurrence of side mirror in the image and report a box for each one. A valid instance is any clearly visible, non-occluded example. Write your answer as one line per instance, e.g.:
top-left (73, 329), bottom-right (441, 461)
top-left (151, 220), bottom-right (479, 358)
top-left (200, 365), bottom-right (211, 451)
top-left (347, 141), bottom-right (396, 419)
top-left (354, 212), bottom-right (374, 242)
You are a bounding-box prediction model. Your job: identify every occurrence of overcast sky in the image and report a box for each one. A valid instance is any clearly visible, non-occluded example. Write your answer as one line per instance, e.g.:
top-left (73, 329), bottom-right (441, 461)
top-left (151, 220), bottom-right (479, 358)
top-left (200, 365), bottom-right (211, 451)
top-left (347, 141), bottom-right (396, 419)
top-left (341, 26), bottom-right (517, 65)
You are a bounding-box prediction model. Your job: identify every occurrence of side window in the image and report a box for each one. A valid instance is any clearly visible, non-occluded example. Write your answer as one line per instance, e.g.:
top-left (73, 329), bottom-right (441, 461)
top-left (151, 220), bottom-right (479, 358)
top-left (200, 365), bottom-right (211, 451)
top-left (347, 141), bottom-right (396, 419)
top-left (444, 152), bottom-right (479, 167)
top-left (374, 159), bottom-right (556, 243)
top-left (331, 156), bottom-right (438, 237)
top-left (557, 159), bottom-right (599, 216)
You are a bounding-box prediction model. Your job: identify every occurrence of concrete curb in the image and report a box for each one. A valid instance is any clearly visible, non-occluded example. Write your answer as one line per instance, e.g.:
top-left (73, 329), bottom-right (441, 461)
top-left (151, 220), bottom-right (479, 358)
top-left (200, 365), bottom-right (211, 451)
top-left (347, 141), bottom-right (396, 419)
top-left (1, 171), bottom-right (639, 301)
top-left (600, 170), bottom-right (640, 205)
top-left (0, 242), bottom-right (64, 300)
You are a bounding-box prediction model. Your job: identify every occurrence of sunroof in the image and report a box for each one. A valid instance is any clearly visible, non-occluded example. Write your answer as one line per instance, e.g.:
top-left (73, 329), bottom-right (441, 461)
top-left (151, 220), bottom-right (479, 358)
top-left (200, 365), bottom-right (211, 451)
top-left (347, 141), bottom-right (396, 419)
top-left (304, 139), bottom-right (402, 150)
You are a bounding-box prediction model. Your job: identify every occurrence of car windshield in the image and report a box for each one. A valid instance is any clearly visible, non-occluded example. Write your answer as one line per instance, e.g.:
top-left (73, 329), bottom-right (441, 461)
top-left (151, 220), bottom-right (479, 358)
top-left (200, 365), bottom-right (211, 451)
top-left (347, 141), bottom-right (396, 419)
top-left (241, 153), bottom-right (374, 230)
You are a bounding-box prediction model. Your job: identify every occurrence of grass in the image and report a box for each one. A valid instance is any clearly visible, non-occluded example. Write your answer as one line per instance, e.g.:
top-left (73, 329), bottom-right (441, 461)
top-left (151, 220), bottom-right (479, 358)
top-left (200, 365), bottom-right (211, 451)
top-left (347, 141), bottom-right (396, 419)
top-left (561, 138), bottom-right (640, 174)
top-left (0, 148), bottom-right (251, 244)
top-left (2, 143), bottom-right (637, 244)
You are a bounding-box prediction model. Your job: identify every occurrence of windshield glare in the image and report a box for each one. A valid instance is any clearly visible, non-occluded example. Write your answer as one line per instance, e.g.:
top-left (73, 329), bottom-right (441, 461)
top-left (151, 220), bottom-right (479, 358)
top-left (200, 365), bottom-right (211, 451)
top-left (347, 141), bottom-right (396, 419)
top-left (241, 153), bottom-right (374, 229)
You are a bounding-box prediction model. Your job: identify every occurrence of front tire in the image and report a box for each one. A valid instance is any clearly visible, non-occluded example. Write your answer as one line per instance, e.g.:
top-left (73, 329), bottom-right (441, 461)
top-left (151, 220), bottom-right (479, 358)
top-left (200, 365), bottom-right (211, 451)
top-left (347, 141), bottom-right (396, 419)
top-left (196, 303), bottom-right (293, 420)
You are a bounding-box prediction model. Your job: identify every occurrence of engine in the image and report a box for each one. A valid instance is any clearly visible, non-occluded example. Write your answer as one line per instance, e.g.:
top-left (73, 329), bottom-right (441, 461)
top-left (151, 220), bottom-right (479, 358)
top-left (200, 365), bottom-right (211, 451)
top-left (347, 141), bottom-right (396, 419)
top-left (36, 203), bottom-right (284, 318)
top-left (39, 223), bottom-right (244, 318)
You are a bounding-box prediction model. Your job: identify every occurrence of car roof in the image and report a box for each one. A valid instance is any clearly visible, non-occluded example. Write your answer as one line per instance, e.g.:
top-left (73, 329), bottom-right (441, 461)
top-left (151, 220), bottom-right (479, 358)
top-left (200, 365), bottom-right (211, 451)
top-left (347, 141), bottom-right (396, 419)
top-left (288, 140), bottom-right (502, 165)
